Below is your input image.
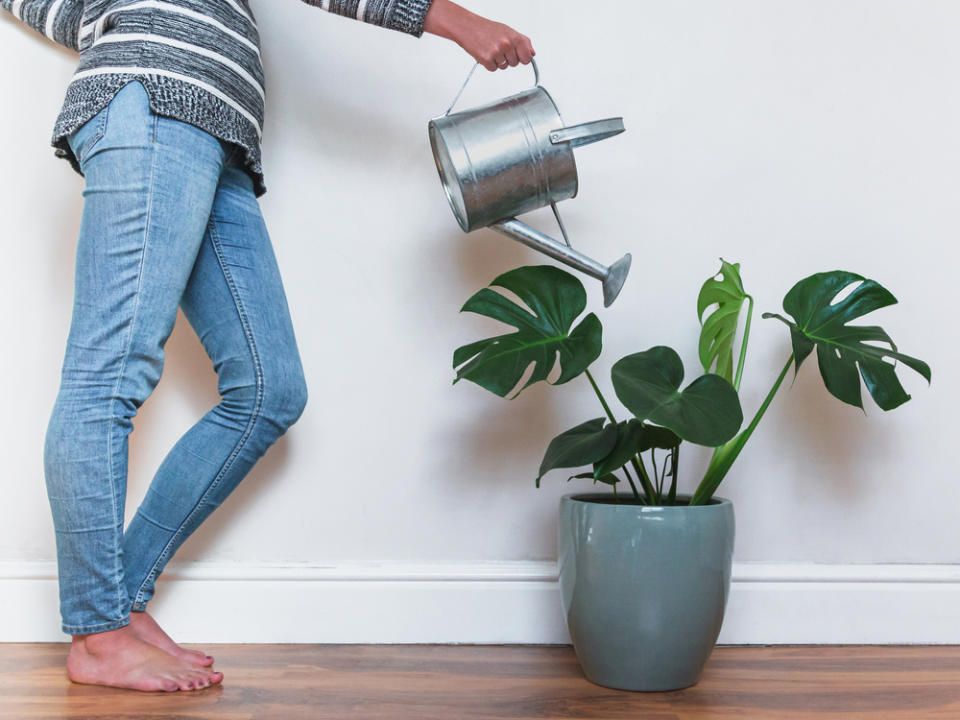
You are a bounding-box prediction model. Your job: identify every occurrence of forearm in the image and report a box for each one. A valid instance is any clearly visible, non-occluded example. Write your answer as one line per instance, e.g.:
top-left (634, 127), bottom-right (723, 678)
top-left (300, 0), bottom-right (435, 37)
top-left (422, 0), bottom-right (474, 43)
top-left (298, 0), bottom-right (534, 71)
top-left (422, 0), bottom-right (534, 72)
top-left (1, 0), bottom-right (83, 51)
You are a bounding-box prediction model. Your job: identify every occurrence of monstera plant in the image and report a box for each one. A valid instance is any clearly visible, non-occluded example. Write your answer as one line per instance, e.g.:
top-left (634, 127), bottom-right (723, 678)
top-left (452, 261), bottom-right (930, 505)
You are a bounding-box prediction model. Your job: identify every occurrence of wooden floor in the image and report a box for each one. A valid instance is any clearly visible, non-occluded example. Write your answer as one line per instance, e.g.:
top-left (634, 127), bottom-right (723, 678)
top-left (1, 644), bottom-right (958, 719)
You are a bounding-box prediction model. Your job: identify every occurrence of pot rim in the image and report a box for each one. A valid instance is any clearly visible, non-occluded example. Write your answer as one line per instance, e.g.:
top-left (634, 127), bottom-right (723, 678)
top-left (560, 491), bottom-right (732, 508)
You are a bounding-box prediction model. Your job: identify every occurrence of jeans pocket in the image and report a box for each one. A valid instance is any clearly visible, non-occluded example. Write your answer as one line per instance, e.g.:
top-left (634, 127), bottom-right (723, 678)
top-left (67, 104), bottom-right (110, 166)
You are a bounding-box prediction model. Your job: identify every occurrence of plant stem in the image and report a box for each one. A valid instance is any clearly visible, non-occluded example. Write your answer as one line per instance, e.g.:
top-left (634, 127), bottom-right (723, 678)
top-left (733, 294), bottom-right (754, 392)
top-left (632, 455), bottom-right (658, 504)
top-left (651, 448), bottom-right (660, 497)
top-left (620, 465), bottom-right (643, 503)
top-left (737, 353), bottom-right (794, 456)
top-left (667, 445), bottom-right (678, 504)
top-left (690, 353), bottom-right (795, 505)
top-left (584, 369), bottom-right (645, 503)
top-left (585, 369), bottom-right (616, 424)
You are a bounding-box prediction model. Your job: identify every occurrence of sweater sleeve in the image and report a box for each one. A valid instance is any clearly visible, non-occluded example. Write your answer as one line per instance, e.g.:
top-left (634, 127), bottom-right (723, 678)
top-left (301, 0), bottom-right (434, 38)
top-left (1, 0), bottom-right (83, 51)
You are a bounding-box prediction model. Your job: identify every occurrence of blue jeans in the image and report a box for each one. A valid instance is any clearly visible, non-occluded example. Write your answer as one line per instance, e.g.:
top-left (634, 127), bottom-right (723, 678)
top-left (45, 80), bottom-right (309, 635)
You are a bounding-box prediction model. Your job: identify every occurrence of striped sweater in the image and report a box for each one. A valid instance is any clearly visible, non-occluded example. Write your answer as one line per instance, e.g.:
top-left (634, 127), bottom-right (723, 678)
top-left (1, 0), bottom-right (434, 196)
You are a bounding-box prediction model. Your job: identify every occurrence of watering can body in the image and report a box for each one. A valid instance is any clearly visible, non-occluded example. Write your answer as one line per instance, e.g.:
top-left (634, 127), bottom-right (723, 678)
top-left (428, 59), bottom-right (632, 306)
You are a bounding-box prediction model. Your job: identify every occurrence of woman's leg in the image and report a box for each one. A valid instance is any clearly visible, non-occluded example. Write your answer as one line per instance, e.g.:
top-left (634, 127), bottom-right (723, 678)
top-left (44, 79), bottom-right (226, 690)
top-left (121, 153), bottom-right (308, 611)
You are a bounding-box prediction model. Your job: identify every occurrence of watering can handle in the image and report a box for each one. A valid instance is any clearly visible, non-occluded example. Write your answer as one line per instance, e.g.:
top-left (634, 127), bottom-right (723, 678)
top-left (549, 118), bottom-right (625, 148)
top-left (444, 57), bottom-right (541, 116)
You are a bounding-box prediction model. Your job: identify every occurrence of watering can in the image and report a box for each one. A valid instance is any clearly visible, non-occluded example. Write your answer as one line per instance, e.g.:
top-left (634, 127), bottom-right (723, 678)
top-left (428, 58), bottom-right (632, 306)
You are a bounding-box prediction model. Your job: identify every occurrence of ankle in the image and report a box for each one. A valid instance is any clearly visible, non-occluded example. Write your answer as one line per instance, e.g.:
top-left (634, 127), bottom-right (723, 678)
top-left (74, 622), bottom-right (134, 652)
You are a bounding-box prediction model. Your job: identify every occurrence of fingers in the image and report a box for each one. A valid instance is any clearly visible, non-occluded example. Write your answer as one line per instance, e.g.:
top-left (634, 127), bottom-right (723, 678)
top-left (479, 52), bottom-right (499, 72)
top-left (478, 24), bottom-right (535, 72)
top-left (502, 42), bottom-right (520, 68)
top-left (516, 35), bottom-right (533, 65)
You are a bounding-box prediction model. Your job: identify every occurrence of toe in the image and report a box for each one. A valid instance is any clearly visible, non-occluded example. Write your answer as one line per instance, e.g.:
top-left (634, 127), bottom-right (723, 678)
top-left (191, 670), bottom-right (212, 688)
top-left (190, 650), bottom-right (215, 666)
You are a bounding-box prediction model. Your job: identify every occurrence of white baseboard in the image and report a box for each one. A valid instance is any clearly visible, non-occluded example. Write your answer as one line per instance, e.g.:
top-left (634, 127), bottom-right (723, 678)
top-left (1, 560), bottom-right (958, 644)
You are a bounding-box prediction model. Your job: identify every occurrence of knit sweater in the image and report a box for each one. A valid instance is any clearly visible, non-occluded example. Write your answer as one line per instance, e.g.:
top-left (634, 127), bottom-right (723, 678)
top-left (1, 0), bottom-right (434, 196)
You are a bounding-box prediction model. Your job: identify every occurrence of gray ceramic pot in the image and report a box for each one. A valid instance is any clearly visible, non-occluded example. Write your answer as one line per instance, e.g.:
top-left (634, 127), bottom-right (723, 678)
top-left (557, 492), bottom-right (734, 691)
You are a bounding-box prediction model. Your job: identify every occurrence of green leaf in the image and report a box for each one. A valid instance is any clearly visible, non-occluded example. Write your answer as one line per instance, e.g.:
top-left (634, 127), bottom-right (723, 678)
top-left (593, 419), bottom-right (680, 477)
top-left (611, 346), bottom-right (743, 447)
top-left (568, 471), bottom-right (620, 485)
top-left (453, 266), bottom-right (602, 399)
top-left (697, 259), bottom-right (748, 383)
top-left (690, 355), bottom-right (793, 506)
top-left (536, 418), bottom-right (618, 487)
top-left (763, 271), bottom-right (931, 411)
top-left (592, 419), bottom-right (645, 478)
top-left (638, 424), bottom-right (683, 452)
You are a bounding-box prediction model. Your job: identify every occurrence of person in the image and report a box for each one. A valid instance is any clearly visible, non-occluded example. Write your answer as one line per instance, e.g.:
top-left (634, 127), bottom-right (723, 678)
top-left (0, 0), bottom-right (534, 693)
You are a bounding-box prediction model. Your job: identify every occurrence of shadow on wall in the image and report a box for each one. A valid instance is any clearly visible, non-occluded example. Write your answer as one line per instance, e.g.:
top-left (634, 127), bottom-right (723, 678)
top-left (47, 190), bottom-right (85, 297)
top-left (774, 360), bottom-right (892, 503)
top-left (421, 221), bottom-right (568, 547)
top-left (271, 51), bottom-right (431, 168)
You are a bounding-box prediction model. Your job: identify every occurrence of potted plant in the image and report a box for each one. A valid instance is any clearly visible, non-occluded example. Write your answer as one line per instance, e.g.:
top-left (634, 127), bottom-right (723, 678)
top-left (451, 260), bottom-right (930, 692)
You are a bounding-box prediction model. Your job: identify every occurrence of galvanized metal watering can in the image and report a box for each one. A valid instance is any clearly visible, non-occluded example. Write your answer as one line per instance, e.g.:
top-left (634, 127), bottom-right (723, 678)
top-left (428, 58), bottom-right (632, 306)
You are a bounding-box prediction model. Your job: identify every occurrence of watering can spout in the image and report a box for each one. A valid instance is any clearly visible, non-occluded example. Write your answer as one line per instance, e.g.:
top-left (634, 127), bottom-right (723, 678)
top-left (491, 219), bottom-right (632, 307)
top-left (603, 253), bottom-right (632, 307)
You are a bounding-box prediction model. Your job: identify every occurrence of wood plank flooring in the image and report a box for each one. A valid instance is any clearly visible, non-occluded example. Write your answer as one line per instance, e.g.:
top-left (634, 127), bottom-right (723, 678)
top-left (1, 644), bottom-right (958, 719)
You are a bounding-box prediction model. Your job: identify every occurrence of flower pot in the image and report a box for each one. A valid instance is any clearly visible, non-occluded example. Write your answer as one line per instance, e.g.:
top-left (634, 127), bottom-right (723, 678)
top-left (557, 492), bottom-right (734, 691)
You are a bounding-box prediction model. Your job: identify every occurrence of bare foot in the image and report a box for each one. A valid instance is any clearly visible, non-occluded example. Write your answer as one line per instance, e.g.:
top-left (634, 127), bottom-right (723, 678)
top-left (129, 610), bottom-right (214, 666)
top-left (67, 624), bottom-right (224, 692)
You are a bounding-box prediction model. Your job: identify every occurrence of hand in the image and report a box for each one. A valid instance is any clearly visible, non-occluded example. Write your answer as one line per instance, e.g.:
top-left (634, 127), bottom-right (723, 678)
top-left (423, 0), bottom-right (535, 72)
top-left (454, 15), bottom-right (535, 72)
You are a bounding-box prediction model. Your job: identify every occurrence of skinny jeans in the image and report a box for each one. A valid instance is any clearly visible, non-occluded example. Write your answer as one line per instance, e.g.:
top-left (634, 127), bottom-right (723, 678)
top-left (45, 80), bottom-right (309, 635)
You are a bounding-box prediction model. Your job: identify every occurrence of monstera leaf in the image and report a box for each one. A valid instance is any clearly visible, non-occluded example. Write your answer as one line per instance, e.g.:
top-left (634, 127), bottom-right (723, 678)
top-left (536, 417), bottom-right (618, 487)
top-left (592, 419), bottom-right (680, 477)
top-left (538, 417), bottom-right (682, 487)
top-left (698, 259), bottom-right (751, 384)
top-left (453, 266), bottom-right (602, 399)
top-left (763, 271), bottom-right (931, 410)
top-left (611, 346), bottom-right (743, 447)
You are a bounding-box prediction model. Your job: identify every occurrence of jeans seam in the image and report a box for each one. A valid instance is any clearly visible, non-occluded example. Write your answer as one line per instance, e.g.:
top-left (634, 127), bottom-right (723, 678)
top-left (107, 136), bottom-right (159, 622)
top-left (79, 110), bottom-right (108, 165)
top-left (131, 212), bottom-right (264, 609)
top-left (134, 506), bottom-right (179, 533)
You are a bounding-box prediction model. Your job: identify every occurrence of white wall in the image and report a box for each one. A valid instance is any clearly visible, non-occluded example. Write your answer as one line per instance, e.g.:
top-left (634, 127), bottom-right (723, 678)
top-left (1, 1), bottom-right (957, 642)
